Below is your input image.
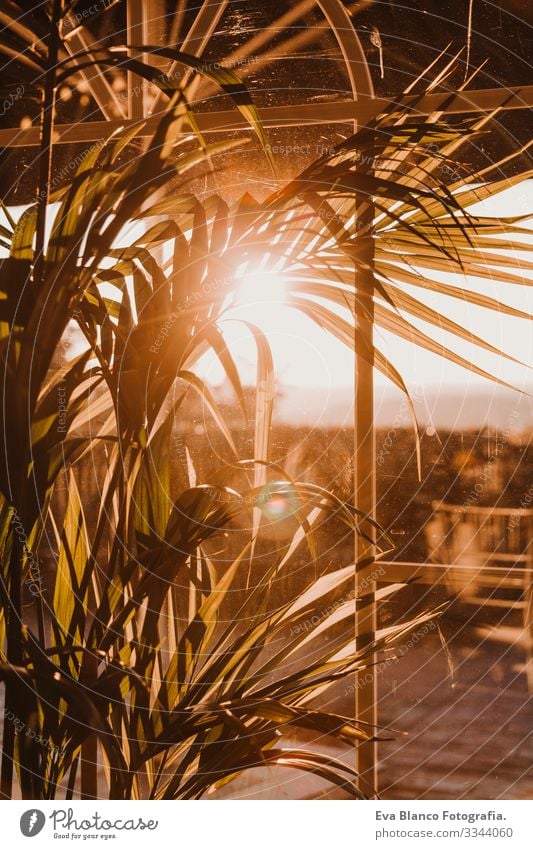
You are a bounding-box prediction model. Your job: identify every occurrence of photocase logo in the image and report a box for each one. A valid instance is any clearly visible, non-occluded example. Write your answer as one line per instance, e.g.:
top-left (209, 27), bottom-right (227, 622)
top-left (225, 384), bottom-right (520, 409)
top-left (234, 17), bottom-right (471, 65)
top-left (20, 809), bottom-right (46, 837)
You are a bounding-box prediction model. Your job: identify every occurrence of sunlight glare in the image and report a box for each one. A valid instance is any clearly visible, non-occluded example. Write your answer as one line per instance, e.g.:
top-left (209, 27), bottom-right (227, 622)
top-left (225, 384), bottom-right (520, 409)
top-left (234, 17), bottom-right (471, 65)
top-left (234, 268), bottom-right (289, 312)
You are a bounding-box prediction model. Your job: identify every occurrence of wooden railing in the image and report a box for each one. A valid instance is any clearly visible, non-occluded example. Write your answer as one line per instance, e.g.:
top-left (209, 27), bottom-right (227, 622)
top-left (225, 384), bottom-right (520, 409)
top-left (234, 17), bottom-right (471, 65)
top-left (378, 504), bottom-right (533, 693)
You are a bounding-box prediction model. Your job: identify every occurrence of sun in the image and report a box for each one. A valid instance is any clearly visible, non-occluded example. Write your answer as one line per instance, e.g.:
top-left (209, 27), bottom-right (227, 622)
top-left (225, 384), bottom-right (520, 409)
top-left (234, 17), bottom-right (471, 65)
top-left (234, 268), bottom-right (289, 312)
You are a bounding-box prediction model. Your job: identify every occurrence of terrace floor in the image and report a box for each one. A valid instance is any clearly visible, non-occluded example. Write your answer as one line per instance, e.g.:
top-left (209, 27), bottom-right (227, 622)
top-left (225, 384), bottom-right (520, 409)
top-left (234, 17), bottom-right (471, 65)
top-left (215, 613), bottom-right (532, 800)
top-left (377, 618), bottom-right (533, 800)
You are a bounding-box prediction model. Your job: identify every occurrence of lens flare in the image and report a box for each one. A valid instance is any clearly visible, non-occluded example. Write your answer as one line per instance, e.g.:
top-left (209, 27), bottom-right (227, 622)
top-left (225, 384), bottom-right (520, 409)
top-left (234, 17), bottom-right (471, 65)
top-left (257, 482), bottom-right (300, 523)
